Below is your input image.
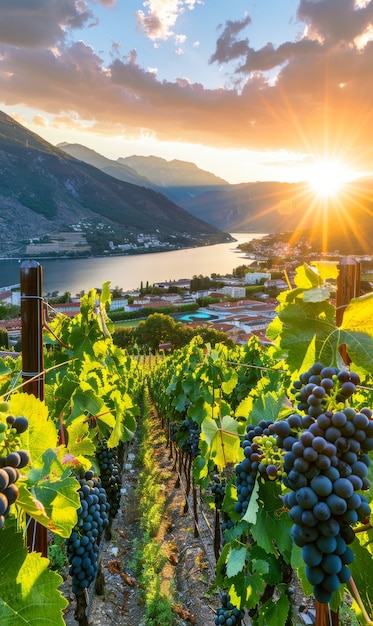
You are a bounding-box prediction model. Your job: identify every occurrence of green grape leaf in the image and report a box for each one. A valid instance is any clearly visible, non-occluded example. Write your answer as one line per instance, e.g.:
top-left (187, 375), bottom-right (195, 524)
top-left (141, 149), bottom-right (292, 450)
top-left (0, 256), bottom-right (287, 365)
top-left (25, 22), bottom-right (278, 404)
top-left (235, 396), bottom-right (254, 420)
top-left (0, 520), bottom-right (67, 624)
top-left (251, 557), bottom-right (269, 577)
top-left (107, 391), bottom-right (137, 446)
top-left (221, 369), bottom-right (238, 395)
top-left (257, 586), bottom-right (290, 626)
top-left (100, 281), bottom-right (111, 307)
top-left (188, 397), bottom-right (213, 425)
top-left (248, 391), bottom-right (285, 426)
top-left (242, 478), bottom-right (260, 524)
top-left (340, 292), bottom-right (373, 332)
top-left (69, 389), bottom-right (104, 423)
top-left (349, 536), bottom-right (373, 618)
top-left (67, 415), bottom-right (96, 459)
top-left (338, 330), bottom-right (373, 373)
top-left (24, 448), bottom-right (80, 537)
top-left (226, 546), bottom-right (247, 578)
top-left (201, 415), bottom-right (243, 470)
top-left (250, 481), bottom-right (291, 558)
top-left (293, 263), bottom-right (321, 289)
top-left (303, 287), bottom-right (330, 302)
top-left (9, 394), bottom-right (58, 465)
top-left (311, 261), bottom-right (339, 282)
top-left (338, 293), bottom-right (373, 372)
top-left (230, 571), bottom-right (266, 609)
top-left (31, 473), bottom-right (80, 537)
top-left (267, 299), bottom-right (336, 372)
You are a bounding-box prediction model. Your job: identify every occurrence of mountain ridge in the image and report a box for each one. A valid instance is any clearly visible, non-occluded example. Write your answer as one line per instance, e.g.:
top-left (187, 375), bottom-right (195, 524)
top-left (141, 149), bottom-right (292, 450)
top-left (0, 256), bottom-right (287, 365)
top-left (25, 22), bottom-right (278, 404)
top-left (0, 111), bottom-right (232, 257)
top-left (58, 142), bottom-right (373, 255)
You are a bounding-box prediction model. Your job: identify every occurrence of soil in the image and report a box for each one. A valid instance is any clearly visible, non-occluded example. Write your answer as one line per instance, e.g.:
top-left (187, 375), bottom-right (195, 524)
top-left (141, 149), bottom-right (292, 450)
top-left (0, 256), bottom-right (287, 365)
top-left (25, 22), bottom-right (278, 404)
top-left (60, 405), bottom-right (315, 626)
top-left (62, 408), bottom-right (218, 626)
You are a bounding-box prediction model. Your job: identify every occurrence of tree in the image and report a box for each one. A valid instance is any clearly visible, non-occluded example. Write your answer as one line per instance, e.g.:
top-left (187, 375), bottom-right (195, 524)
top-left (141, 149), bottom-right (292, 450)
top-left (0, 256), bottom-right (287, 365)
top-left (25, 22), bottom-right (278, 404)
top-left (112, 327), bottom-right (135, 351)
top-left (134, 313), bottom-right (180, 353)
top-left (111, 285), bottom-right (123, 298)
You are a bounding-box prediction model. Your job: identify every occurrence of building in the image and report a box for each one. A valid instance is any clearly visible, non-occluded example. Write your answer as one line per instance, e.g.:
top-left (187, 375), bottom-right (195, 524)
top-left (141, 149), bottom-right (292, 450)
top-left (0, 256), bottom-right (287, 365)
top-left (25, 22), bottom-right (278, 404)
top-left (245, 272), bottom-right (271, 285)
top-left (221, 286), bottom-right (246, 298)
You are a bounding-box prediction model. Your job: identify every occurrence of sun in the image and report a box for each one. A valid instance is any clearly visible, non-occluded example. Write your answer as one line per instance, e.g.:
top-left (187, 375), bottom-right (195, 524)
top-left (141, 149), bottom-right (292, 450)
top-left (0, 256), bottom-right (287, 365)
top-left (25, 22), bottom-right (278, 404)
top-left (307, 159), bottom-right (358, 199)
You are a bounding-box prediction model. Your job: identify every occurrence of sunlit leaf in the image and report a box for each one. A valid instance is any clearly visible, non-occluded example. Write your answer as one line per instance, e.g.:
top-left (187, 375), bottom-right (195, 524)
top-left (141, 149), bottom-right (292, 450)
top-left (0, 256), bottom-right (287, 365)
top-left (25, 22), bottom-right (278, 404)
top-left (0, 520), bottom-right (67, 624)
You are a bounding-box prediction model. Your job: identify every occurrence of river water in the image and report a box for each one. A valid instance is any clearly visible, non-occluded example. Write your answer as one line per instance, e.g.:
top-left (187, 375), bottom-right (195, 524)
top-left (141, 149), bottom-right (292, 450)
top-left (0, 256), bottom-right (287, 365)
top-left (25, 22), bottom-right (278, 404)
top-left (0, 233), bottom-right (264, 295)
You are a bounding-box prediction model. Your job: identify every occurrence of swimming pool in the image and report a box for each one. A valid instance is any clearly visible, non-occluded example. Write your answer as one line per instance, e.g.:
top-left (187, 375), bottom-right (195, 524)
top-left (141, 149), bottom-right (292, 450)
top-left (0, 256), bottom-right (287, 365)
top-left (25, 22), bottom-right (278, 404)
top-left (173, 311), bottom-right (219, 323)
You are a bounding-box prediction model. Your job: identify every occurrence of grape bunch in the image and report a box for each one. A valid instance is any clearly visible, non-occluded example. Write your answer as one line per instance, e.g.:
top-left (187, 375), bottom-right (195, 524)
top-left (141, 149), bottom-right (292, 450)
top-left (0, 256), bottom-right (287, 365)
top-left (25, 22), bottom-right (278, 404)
top-left (0, 413), bottom-right (31, 528)
top-left (96, 439), bottom-right (122, 520)
top-left (210, 475), bottom-right (226, 510)
top-left (179, 419), bottom-right (201, 457)
top-left (235, 420), bottom-right (275, 516)
top-left (214, 592), bottom-right (245, 626)
top-left (290, 362), bottom-right (360, 419)
top-left (66, 470), bottom-right (110, 595)
top-left (276, 364), bottom-right (373, 603)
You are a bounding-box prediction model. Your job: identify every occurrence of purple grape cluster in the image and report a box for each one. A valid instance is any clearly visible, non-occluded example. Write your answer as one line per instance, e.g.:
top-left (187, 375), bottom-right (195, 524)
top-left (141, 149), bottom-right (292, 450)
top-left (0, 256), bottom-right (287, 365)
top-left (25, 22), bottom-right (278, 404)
top-left (66, 470), bottom-right (110, 595)
top-left (273, 364), bottom-right (373, 603)
top-left (235, 420), bottom-right (274, 515)
top-left (0, 415), bottom-right (30, 528)
top-left (214, 592), bottom-right (245, 626)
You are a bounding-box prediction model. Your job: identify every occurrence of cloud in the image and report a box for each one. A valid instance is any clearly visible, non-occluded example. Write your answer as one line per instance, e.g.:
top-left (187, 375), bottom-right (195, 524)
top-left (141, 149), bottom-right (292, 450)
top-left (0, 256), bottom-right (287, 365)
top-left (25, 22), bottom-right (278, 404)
top-left (297, 0), bottom-right (373, 44)
top-left (135, 0), bottom-right (200, 41)
top-left (33, 114), bottom-right (48, 127)
top-left (0, 0), bottom-right (92, 48)
top-left (209, 16), bottom-right (252, 64)
top-left (136, 1), bottom-right (183, 41)
top-left (96, 0), bottom-right (117, 6)
top-left (0, 0), bottom-right (372, 174)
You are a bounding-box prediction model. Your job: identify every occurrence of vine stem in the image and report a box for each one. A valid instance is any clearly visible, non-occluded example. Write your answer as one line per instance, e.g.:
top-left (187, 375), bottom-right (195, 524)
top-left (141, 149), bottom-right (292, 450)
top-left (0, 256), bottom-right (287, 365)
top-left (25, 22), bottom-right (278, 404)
top-left (354, 523), bottom-right (373, 534)
top-left (349, 576), bottom-right (373, 626)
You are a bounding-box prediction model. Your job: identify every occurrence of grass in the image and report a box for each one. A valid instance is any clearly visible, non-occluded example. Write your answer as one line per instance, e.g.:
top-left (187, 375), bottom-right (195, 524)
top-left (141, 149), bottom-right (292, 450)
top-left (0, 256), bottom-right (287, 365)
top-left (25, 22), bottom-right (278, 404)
top-left (133, 390), bottom-right (175, 625)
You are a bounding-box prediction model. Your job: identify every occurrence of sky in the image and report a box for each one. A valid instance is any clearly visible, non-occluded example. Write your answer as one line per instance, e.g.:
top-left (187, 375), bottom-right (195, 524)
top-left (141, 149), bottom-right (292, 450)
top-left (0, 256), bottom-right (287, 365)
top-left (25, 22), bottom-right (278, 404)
top-left (0, 0), bottom-right (373, 184)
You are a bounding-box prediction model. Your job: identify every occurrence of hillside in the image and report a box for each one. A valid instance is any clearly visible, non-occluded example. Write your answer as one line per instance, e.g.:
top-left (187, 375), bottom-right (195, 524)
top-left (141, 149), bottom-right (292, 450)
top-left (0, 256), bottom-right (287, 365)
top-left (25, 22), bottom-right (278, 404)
top-left (0, 111), bottom-right (232, 257)
top-left (58, 146), bottom-right (373, 251)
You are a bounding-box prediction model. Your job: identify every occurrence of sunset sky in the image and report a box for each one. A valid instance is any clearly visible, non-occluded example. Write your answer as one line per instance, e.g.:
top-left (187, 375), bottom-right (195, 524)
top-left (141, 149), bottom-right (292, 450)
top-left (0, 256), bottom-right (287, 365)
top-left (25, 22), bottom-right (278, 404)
top-left (1, 0), bottom-right (373, 184)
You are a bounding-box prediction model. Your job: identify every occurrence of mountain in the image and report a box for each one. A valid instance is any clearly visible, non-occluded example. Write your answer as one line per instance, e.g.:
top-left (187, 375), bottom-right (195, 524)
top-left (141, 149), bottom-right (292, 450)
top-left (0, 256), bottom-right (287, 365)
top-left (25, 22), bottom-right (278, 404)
top-left (119, 155), bottom-right (229, 204)
top-left (57, 143), bottom-right (156, 189)
top-left (59, 145), bottom-right (373, 255)
top-left (59, 145), bottom-right (229, 206)
top-left (59, 147), bottom-right (373, 248)
top-left (0, 111), bottom-right (232, 258)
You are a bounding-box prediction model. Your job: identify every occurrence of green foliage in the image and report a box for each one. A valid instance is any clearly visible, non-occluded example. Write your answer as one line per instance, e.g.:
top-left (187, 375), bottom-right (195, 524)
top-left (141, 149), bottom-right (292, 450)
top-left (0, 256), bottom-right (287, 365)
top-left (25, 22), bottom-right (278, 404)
top-left (0, 304), bottom-right (20, 320)
top-left (149, 263), bottom-right (373, 625)
top-left (0, 261), bottom-right (372, 625)
top-left (0, 330), bottom-right (8, 349)
top-left (267, 262), bottom-right (373, 375)
top-left (0, 519), bottom-right (67, 624)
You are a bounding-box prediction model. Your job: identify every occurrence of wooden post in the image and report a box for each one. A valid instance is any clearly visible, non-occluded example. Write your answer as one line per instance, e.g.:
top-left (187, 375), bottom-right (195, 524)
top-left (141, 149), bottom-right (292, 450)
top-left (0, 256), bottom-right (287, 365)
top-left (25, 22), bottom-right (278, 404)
top-left (20, 260), bottom-right (48, 556)
top-left (335, 257), bottom-right (361, 326)
top-left (335, 257), bottom-right (361, 366)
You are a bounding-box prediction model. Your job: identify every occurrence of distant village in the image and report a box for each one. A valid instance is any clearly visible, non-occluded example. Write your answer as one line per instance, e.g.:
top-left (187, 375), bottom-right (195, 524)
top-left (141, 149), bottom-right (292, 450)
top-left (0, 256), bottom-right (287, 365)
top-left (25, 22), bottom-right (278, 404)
top-left (1, 244), bottom-right (372, 350)
top-left (0, 270), bottom-right (286, 348)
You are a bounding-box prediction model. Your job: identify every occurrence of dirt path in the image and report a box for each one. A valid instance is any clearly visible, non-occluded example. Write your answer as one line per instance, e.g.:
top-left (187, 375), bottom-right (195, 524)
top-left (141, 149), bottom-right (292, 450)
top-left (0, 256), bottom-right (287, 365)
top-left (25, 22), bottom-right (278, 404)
top-left (62, 404), bottom-right (218, 626)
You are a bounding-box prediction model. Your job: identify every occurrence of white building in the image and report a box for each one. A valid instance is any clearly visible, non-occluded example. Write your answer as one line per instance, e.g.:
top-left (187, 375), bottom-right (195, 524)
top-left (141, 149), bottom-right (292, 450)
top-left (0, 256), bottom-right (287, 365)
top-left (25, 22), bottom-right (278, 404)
top-left (245, 272), bottom-right (271, 285)
top-left (221, 286), bottom-right (246, 298)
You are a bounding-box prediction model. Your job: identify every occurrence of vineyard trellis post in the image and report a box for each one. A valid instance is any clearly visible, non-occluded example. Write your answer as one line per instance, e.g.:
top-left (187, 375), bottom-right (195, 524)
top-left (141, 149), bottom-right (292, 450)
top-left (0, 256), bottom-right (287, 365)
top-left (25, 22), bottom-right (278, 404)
top-left (20, 259), bottom-right (48, 557)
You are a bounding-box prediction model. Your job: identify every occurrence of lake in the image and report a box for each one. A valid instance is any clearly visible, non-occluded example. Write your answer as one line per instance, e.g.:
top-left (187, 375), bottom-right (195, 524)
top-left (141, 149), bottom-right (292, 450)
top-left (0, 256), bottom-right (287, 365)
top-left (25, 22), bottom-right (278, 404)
top-left (0, 233), bottom-right (264, 295)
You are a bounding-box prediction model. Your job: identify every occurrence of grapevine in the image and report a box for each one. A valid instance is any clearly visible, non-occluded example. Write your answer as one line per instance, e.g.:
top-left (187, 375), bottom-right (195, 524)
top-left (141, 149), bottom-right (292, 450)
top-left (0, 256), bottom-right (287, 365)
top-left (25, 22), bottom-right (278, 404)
top-left (65, 470), bottom-right (110, 595)
top-left (214, 592), bottom-right (245, 626)
top-left (0, 411), bottom-right (31, 528)
top-left (235, 419), bottom-right (283, 516)
top-left (96, 439), bottom-right (122, 521)
top-left (276, 364), bottom-right (373, 603)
